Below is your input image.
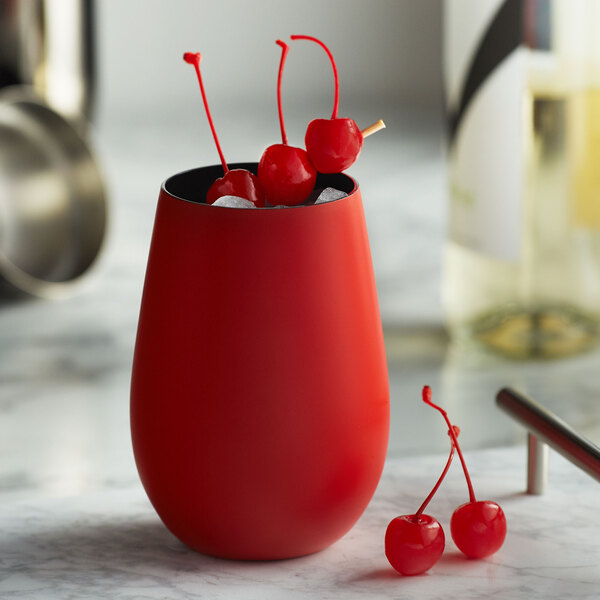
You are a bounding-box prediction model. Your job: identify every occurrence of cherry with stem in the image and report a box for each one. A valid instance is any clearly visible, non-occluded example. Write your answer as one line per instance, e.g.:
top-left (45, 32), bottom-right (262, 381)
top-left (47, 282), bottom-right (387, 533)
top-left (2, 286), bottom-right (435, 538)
top-left (183, 52), bottom-right (265, 206)
top-left (257, 40), bottom-right (316, 206)
top-left (290, 35), bottom-right (385, 174)
top-left (422, 386), bottom-right (507, 559)
top-left (385, 427), bottom-right (458, 576)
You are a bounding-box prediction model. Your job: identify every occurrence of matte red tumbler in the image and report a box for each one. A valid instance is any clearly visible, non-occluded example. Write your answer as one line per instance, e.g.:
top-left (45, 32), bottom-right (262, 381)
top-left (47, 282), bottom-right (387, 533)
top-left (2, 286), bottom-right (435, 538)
top-left (131, 163), bottom-right (389, 560)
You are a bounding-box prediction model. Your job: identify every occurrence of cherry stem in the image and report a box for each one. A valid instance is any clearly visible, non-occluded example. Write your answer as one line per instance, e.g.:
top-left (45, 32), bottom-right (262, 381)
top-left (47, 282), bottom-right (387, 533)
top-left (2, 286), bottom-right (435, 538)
top-left (413, 430), bottom-right (457, 522)
top-left (290, 35), bottom-right (339, 119)
top-left (275, 40), bottom-right (289, 145)
top-left (183, 52), bottom-right (229, 174)
top-left (422, 386), bottom-right (477, 504)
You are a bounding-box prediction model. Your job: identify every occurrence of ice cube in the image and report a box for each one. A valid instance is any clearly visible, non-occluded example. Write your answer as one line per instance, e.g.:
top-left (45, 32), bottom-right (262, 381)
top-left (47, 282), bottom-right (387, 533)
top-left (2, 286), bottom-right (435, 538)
top-left (315, 187), bottom-right (348, 205)
top-left (304, 188), bottom-right (324, 205)
top-left (212, 195), bottom-right (256, 208)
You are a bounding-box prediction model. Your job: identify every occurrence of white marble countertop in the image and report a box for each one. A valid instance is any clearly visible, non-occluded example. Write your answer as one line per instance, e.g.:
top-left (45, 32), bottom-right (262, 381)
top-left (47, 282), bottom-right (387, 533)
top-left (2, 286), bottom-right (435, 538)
top-left (2, 109), bottom-right (600, 597)
top-left (2, 446), bottom-right (599, 599)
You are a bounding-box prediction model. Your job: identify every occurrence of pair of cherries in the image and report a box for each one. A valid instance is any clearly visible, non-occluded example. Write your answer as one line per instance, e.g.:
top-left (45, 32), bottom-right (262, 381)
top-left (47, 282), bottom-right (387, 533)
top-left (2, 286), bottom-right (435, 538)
top-left (257, 35), bottom-right (365, 206)
top-left (184, 36), bottom-right (383, 207)
top-left (385, 386), bottom-right (507, 576)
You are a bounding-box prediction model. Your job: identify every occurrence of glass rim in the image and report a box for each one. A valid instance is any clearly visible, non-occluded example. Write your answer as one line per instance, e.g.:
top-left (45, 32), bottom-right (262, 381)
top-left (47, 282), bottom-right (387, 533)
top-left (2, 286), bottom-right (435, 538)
top-left (161, 162), bottom-right (359, 208)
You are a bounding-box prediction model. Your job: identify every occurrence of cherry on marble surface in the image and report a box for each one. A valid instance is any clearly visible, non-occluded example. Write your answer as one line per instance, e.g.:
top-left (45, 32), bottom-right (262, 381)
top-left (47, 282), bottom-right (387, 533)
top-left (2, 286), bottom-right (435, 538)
top-left (385, 426), bottom-right (458, 575)
top-left (422, 385), bottom-right (507, 560)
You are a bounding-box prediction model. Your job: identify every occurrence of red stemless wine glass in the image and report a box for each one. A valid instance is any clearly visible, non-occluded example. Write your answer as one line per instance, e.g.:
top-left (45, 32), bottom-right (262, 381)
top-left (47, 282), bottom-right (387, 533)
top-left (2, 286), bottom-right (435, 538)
top-left (130, 163), bottom-right (389, 560)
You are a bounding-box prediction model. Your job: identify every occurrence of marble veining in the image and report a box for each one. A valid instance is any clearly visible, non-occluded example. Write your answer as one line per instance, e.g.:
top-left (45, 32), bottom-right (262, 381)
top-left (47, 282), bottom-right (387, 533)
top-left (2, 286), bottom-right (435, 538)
top-left (1, 447), bottom-right (599, 599)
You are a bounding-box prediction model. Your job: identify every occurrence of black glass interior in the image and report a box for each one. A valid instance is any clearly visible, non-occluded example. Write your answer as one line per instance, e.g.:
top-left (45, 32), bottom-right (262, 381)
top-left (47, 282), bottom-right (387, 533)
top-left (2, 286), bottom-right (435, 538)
top-left (163, 162), bottom-right (358, 205)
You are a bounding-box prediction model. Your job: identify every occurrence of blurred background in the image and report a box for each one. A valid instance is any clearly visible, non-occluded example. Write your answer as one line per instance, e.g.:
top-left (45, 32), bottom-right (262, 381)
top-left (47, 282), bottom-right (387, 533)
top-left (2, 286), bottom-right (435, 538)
top-left (2, 0), bottom-right (600, 500)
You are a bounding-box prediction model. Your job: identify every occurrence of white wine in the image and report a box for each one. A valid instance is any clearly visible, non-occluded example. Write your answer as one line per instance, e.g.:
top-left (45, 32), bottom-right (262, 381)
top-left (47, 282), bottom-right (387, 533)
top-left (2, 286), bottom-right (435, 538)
top-left (444, 0), bottom-right (600, 358)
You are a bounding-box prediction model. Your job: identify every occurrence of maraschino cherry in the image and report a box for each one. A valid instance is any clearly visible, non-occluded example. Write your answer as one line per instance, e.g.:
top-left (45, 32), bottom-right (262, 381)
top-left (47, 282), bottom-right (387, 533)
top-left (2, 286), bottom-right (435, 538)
top-left (422, 386), bottom-right (507, 560)
top-left (257, 40), bottom-right (317, 206)
top-left (183, 52), bottom-right (265, 206)
top-left (385, 426), bottom-right (458, 576)
top-left (290, 35), bottom-right (384, 174)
